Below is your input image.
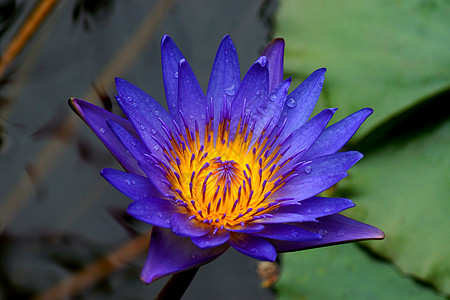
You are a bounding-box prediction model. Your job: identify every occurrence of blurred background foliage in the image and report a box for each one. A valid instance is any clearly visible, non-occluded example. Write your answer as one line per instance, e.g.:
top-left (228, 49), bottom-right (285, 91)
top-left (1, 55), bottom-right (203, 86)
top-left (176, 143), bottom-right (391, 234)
top-left (0, 0), bottom-right (448, 299)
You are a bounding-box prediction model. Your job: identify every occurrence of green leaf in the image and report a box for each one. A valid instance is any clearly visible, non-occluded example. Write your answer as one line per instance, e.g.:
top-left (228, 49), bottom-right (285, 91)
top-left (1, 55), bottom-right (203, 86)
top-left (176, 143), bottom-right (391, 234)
top-left (275, 0), bottom-right (450, 139)
top-left (276, 244), bottom-right (444, 300)
top-left (340, 117), bottom-right (450, 295)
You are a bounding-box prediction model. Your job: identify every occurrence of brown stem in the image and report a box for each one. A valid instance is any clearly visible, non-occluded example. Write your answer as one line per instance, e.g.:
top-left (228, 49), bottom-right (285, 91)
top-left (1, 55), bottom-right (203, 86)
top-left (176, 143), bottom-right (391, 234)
top-left (155, 267), bottom-right (200, 300)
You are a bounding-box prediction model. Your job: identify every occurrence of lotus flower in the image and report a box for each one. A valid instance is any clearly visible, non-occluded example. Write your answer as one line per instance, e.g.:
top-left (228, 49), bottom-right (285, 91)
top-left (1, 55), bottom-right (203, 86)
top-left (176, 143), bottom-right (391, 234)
top-left (69, 35), bottom-right (384, 283)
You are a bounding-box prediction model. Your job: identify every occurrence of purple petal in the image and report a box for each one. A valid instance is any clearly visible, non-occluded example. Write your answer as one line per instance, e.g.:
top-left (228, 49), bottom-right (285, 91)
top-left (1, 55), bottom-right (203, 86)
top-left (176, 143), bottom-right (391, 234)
top-left (272, 108), bottom-right (336, 177)
top-left (293, 151), bottom-right (363, 181)
top-left (114, 78), bottom-right (174, 156)
top-left (277, 68), bottom-right (327, 140)
top-left (171, 213), bottom-right (212, 237)
top-left (249, 78), bottom-right (291, 145)
top-left (177, 58), bottom-right (206, 139)
top-left (270, 197), bottom-right (355, 220)
top-left (269, 214), bottom-right (385, 252)
top-left (252, 212), bottom-right (317, 224)
top-left (101, 168), bottom-right (163, 200)
top-left (226, 223), bottom-right (265, 233)
top-left (251, 223), bottom-right (322, 242)
top-left (141, 227), bottom-right (229, 283)
top-left (191, 229), bottom-right (230, 249)
top-left (161, 35), bottom-right (184, 123)
top-left (230, 56), bottom-right (269, 124)
top-left (228, 233), bottom-right (276, 261)
top-left (127, 198), bottom-right (181, 228)
top-left (273, 172), bottom-right (348, 201)
top-left (206, 35), bottom-right (241, 135)
top-left (261, 38), bottom-right (285, 93)
top-left (304, 108), bottom-right (373, 160)
top-left (69, 98), bottom-right (143, 175)
top-left (106, 119), bottom-right (168, 194)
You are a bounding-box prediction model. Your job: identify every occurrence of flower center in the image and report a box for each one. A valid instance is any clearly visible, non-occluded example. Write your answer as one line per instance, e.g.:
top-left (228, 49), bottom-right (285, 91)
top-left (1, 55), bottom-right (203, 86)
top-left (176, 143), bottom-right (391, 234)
top-left (153, 101), bottom-right (297, 229)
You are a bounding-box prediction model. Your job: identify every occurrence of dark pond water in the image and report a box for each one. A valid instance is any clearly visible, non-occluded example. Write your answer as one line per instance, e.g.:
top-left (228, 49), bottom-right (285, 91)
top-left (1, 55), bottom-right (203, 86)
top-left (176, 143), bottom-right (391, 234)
top-left (0, 0), bottom-right (278, 299)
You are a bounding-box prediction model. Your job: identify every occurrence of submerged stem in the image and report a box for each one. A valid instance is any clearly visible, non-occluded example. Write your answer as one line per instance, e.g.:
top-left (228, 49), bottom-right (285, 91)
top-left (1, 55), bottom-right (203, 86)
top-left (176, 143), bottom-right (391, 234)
top-left (155, 267), bottom-right (200, 300)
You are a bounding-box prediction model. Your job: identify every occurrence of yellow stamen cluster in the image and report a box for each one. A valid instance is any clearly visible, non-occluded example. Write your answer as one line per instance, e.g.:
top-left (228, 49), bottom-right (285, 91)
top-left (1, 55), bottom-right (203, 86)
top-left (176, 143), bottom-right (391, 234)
top-left (157, 111), bottom-right (293, 229)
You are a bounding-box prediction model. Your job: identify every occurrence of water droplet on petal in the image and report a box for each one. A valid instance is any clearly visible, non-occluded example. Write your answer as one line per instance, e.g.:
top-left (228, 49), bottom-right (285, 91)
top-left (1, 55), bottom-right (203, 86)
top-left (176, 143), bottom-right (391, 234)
top-left (224, 84), bottom-right (235, 96)
top-left (255, 89), bottom-right (261, 96)
top-left (290, 230), bottom-right (299, 237)
top-left (154, 110), bottom-right (160, 116)
top-left (286, 97), bottom-right (297, 108)
top-left (170, 52), bottom-right (174, 57)
top-left (304, 165), bottom-right (312, 174)
top-left (189, 114), bottom-right (194, 119)
top-left (270, 94), bottom-right (277, 102)
top-left (99, 127), bottom-right (105, 134)
top-left (318, 228), bottom-right (328, 236)
top-left (151, 129), bottom-right (157, 135)
top-left (140, 125), bottom-right (146, 130)
top-left (153, 145), bottom-right (159, 151)
top-left (250, 248), bottom-right (258, 253)
top-left (173, 71), bottom-right (178, 78)
top-left (171, 102), bottom-right (176, 108)
top-left (337, 229), bottom-right (346, 237)
top-left (131, 180), bottom-right (136, 185)
top-left (224, 50), bottom-right (229, 56)
top-left (157, 211), bottom-right (163, 218)
top-left (126, 96), bottom-right (132, 102)
top-left (125, 179), bottom-right (130, 185)
top-left (306, 208), bottom-right (313, 214)
top-left (201, 114), bottom-right (206, 119)
top-left (132, 102), bottom-right (137, 107)
top-left (325, 207), bottom-right (331, 213)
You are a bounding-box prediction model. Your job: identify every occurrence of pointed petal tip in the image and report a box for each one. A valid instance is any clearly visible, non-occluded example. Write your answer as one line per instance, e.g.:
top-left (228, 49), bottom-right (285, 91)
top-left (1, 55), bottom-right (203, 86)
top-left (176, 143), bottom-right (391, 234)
top-left (255, 55), bottom-right (268, 67)
top-left (160, 34), bottom-right (172, 46)
top-left (68, 97), bottom-right (87, 119)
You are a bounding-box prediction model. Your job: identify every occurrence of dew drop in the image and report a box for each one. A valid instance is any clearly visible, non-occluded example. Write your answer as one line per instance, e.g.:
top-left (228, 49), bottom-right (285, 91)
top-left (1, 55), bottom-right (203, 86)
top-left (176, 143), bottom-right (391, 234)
top-left (224, 50), bottom-right (229, 56)
top-left (169, 52), bottom-right (174, 57)
top-left (290, 230), bottom-right (299, 237)
top-left (153, 145), bottom-right (159, 151)
top-left (165, 220), bottom-right (171, 224)
top-left (286, 97), bottom-right (297, 108)
top-left (304, 165), bottom-right (312, 174)
top-left (132, 102), bottom-right (137, 107)
top-left (154, 110), bottom-right (160, 116)
top-left (186, 79), bottom-right (191, 84)
top-left (318, 228), bottom-right (328, 236)
top-left (337, 229), bottom-right (346, 237)
top-left (157, 211), bottom-right (163, 218)
top-left (131, 141), bottom-right (136, 147)
top-left (140, 125), bottom-right (145, 130)
top-left (171, 102), bottom-right (176, 108)
top-left (189, 114), bottom-right (194, 119)
top-left (250, 248), bottom-right (258, 253)
top-left (173, 71), bottom-right (179, 78)
top-left (306, 208), bottom-right (313, 214)
top-left (325, 207), bottom-right (331, 213)
top-left (224, 84), bottom-right (235, 96)
top-left (151, 129), bottom-right (157, 135)
top-left (255, 89), bottom-right (261, 96)
top-left (201, 114), bottom-right (206, 119)
top-left (131, 180), bottom-right (136, 185)
top-left (99, 127), bottom-right (105, 134)
top-left (125, 179), bottom-right (130, 185)
top-left (126, 96), bottom-right (132, 102)
top-left (270, 94), bottom-right (277, 102)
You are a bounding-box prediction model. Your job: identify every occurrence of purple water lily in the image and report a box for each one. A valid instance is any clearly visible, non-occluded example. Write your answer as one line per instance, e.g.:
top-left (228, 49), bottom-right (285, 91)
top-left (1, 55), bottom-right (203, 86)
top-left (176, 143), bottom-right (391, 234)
top-left (70, 35), bottom-right (384, 284)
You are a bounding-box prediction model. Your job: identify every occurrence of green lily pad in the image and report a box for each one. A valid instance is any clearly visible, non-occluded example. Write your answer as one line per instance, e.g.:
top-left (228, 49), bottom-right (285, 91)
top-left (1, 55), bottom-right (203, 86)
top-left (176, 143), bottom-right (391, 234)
top-left (276, 244), bottom-right (444, 300)
top-left (275, 0), bottom-right (450, 139)
top-left (339, 117), bottom-right (450, 295)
